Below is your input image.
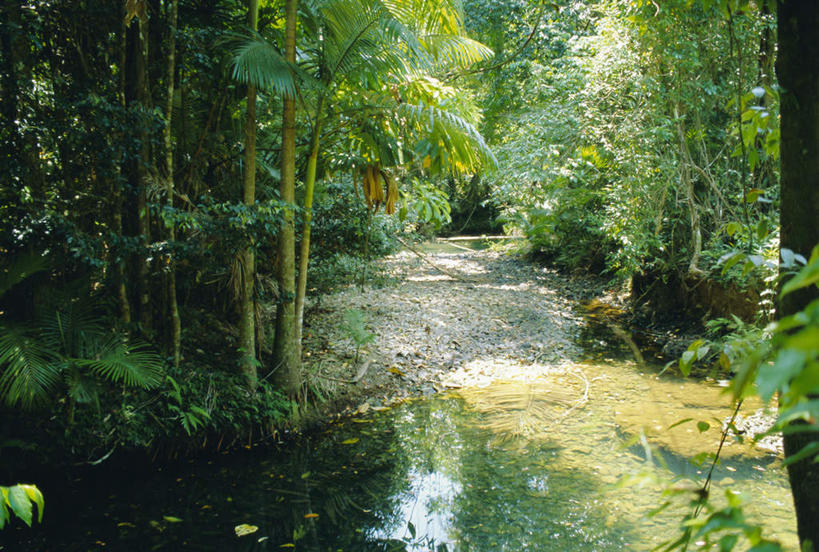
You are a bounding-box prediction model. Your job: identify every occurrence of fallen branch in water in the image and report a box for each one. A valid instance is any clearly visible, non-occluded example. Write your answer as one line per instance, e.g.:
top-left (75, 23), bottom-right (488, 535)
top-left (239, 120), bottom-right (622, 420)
top-left (609, 323), bottom-right (646, 368)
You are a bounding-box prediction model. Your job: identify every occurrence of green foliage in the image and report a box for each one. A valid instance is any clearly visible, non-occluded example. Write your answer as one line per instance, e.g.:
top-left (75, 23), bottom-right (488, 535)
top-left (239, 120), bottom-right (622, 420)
top-left (0, 256), bottom-right (163, 411)
top-left (401, 177), bottom-right (453, 230)
top-left (653, 245), bottom-right (819, 550)
top-left (309, 179), bottom-right (400, 291)
top-left (0, 484), bottom-right (44, 529)
top-left (164, 375), bottom-right (211, 436)
top-left (341, 308), bottom-right (375, 362)
top-left (475, 0), bottom-right (776, 282)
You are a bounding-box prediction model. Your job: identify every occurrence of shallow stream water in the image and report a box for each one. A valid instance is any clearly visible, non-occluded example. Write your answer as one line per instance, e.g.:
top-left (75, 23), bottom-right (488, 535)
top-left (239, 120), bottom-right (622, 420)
top-left (4, 358), bottom-right (797, 551)
top-left (3, 245), bottom-right (798, 550)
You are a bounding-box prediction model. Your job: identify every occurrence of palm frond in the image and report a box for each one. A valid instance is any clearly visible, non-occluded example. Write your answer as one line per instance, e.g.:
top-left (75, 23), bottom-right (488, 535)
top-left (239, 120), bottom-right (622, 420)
top-left (0, 325), bottom-right (60, 408)
top-left (40, 300), bottom-right (104, 358)
top-left (79, 336), bottom-right (163, 389)
top-left (322, 0), bottom-right (418, 82)
top-left (381, 0), bottom-right (465, 35)
top-left (421, 34), bottom-right (493, 67)
top-left (232, 35), bottom-right (298, 98)
top-left (398, 102), bottom-right (497, 171)
top-left (0, 253), bottom-right (48, 297)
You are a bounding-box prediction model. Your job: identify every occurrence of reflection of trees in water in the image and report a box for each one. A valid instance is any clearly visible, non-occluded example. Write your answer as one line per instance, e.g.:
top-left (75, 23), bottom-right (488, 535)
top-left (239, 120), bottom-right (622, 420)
top-left (9, 394), bottom-right (642, 551)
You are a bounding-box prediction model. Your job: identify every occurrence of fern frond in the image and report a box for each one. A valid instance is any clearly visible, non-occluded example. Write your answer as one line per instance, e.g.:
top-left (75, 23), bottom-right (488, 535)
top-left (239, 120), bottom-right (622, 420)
top-left (0, 325), bottom-right (60, 408)
top-left (79, 336), bottom-right (163, 389)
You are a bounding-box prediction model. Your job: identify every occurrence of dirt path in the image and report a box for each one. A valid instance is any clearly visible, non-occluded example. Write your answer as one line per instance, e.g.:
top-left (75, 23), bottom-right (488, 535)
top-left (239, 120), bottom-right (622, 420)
top-left (303, 245), bottom-right (611, 409)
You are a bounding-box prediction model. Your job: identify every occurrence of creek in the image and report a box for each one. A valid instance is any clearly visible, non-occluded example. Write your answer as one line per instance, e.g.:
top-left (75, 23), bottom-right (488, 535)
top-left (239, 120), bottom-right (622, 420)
top-left (4, 361), bottom-right (797, 551)
top-left (2, 244), bottom-right (798, 551)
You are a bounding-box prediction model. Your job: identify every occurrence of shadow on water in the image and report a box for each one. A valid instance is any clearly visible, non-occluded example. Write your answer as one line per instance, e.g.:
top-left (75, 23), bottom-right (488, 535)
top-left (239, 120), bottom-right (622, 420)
top-left (7, 394), bottom-right (642, 551)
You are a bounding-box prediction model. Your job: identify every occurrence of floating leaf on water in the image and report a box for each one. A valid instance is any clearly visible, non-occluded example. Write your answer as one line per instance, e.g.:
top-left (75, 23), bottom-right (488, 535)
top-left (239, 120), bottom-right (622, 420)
top-left (280, 543), bottom-right (296, 548)
top-left (341, 438), bottom-right (359, 445)
top-left (200, 505), bottom-right (212, 510)
top-left (163, 516), bottom-right (183, 523)
top-left (235, 523), bottom-right (259, 537)
top-left (117, 522), bottom-right (136, 528)
top-left (304, 513), bottom-right (319, 519)
top-left (300, 471), bottom-right (311, 479)
top-left (258, 536), bottom-right (269, 543)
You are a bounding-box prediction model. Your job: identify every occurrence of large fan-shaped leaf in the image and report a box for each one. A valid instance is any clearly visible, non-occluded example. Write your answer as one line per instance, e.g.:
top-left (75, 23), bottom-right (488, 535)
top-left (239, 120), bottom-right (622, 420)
top-left (0, 325), bottom-right (60, 408)
top-left (79, 337), bottom-right (163, 389)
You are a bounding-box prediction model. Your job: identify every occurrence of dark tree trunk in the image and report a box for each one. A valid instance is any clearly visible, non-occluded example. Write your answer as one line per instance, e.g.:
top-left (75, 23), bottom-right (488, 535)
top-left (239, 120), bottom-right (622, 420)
top-left (124, 3), bottom-right (153, 332)
top-left (776, 2), bottom-right (819, 549)
top-left (163, 0), bottom-right (181, 367)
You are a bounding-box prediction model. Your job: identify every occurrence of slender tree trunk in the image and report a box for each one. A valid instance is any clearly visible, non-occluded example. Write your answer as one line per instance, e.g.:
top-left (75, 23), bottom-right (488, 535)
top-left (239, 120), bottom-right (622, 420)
top-left (125, 2), bottom-right (153, 332)
top-left (164, 0), bottom-right (181, 368)
top-left (673, 107), bottom-right (702, 276)
top-left (777, 2), bottom-right (819, 550)
top-left (295, 97), bottom-right (324, 347)
top-left (239, 0), bottom-right (259, 389)
top-left (272, 0), bottom-right (302, 397)
top-left (116, 9), bottom-right (132, 324)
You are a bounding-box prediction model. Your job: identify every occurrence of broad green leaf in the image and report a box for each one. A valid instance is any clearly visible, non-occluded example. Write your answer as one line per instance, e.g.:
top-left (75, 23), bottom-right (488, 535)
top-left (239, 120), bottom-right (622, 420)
top-left (757, 349), bottom-right (805, 402)
top-left (788, 362), bottom-right (819, 399)
top-left (747, 542), bottom-right (782, 552)
top-left (725, 222), bottom-right (742, 237)
top-left (19, 484), bottom-right (43, 523)
top-left (697, 421), bottom-right (710, 433)
top-left (782, 258), bottom-right (819, 296)
top-left (7, 485), bottom-right (33, 526)
top-left (783, 327), bottom-right (819, 352)
top-left (680, 350), bottom-right (695, 376)
top-left (744, 188), bottom-right (764, 203)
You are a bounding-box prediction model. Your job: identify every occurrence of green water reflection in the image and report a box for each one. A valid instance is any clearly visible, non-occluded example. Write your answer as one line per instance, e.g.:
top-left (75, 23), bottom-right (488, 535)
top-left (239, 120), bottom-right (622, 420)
top-left (6, 365), bottom-right (798, 551)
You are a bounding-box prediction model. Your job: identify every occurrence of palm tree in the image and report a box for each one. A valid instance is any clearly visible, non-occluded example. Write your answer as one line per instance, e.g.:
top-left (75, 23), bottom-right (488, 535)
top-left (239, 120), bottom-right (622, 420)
top-left (232, 0), bottom-right (495, 395)
top-left (0, 255), bottom-right (163, 418)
